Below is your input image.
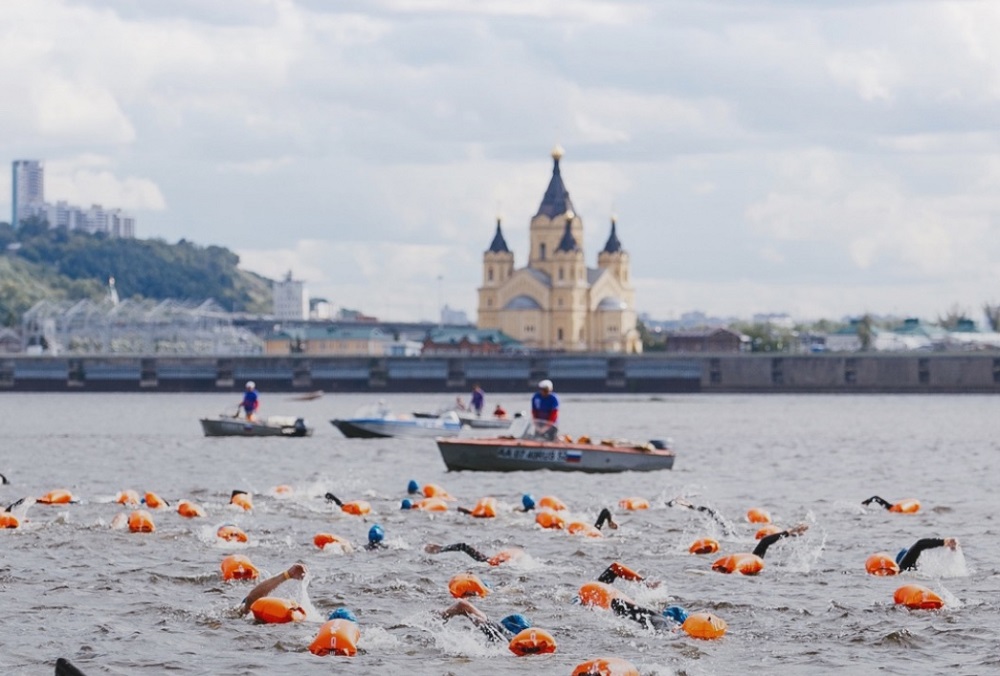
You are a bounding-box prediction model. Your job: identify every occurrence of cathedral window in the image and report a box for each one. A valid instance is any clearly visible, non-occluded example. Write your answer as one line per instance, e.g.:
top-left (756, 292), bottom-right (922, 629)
top-left (540, 243), bottom-right (546, 259)
top-left (557, 328), bottom-right (564, 341)
top-left (558, 267), bottom-right (564, 280)
top-left (488, 268), bottom-right (494, 281)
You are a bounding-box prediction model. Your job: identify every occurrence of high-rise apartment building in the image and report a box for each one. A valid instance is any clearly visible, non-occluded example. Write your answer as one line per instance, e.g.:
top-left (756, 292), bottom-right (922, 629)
top-left (12, 160), bottom-right (44, 227)
top-left (273, 271), bottom-right (309, 320)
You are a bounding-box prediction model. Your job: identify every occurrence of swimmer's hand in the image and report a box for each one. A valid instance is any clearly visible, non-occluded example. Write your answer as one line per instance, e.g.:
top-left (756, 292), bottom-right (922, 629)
top-left (945, 537), bottom-right (959, 550)
top-left (667, 497), bottom-right (692, 509)
top-left (286, 563), bottom-right (307, 580)
top-left (787, 523), bottom-right (809, 536)
top-left (644, 580), bottom-right (662, 589)
top-left (424, 543), bottom-right (442, 554)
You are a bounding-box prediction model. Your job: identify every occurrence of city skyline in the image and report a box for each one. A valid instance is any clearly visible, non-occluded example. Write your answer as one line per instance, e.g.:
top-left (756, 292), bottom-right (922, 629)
top-left (4, 1), bottom-right (1000, 324)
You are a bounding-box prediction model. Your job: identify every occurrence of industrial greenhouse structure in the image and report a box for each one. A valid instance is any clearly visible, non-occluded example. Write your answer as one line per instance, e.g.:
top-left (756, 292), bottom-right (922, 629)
top-left (21, 298), bottom-right (262, 355)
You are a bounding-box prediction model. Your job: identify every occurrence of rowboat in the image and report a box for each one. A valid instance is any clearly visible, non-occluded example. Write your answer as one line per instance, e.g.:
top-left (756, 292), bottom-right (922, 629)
top-left (435, 419), bottom-right (674, 472)
top-left (200, 415), bottom-right (313, 437)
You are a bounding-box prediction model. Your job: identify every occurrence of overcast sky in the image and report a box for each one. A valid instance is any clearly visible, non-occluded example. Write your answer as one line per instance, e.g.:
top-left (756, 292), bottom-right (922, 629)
top-left (5, 0), bottom-right (1000, 324)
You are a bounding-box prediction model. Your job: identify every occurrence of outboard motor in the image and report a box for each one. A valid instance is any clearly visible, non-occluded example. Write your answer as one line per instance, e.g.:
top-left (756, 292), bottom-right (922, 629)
top-left (649, 438), bottom-right (671, 450)
top-left (294, 418), bottom-right (308, 436)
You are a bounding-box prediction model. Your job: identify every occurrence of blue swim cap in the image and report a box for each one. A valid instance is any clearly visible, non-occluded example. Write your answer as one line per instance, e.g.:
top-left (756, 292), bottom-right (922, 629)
top-left (663, 605), bottom-right (688, 624)
top-left (328, 607), bottom-right (358, 623)
top-left (521, 494), bottom-right (536, 510)
top-left (407, 480), bottom-right (420, 494)
top-left (500, 613), bottom-right (531, 635)
top-left (368, 524), bottom-right (385, 544)
top-left (400, 499), bottom-right (413, 510)
top-left (895, 548), bottom-right (908, 565)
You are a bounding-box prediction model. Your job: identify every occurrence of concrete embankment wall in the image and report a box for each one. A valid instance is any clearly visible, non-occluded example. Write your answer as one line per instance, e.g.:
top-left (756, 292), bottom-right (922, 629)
top-left (3, 353), bottom-right (1000, 393)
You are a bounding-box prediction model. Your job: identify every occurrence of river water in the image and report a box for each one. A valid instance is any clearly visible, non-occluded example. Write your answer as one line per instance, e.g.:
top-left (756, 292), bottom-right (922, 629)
top-left (1, 392), bottom-right (996, 675)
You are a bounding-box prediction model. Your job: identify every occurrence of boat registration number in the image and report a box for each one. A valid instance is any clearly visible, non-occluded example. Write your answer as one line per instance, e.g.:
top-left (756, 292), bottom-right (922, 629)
top-left (496, 447), bottom-right (566, 462)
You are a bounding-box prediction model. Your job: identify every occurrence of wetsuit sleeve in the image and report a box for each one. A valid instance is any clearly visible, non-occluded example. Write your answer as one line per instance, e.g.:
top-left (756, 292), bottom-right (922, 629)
top-left (477, 620), bottom-right (509, 643)
top-left (439, 543), bottom-right (489, 563)
top-left (862, 496), bottom-right (893, 509)
top-left (898, 538), bottom-right (946, 571)
top-left (597, 565), bottom-right (619, 584)
top-left (609, 598), bottom-right (669, 631)
top-left (752, 530), bottom-right (794, 558)
top-left (594, 508), bottom-right (615, 530)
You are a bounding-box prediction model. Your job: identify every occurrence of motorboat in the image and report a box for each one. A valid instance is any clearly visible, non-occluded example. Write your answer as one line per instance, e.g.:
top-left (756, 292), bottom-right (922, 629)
top-left (200, 415), bottom-right (313, 437)
top-left (435, 418), bottom-right (675, 473)
top-left (413, 404), bottom-right (517, 430)
top-left (331, 405), bottom-right (462, 439)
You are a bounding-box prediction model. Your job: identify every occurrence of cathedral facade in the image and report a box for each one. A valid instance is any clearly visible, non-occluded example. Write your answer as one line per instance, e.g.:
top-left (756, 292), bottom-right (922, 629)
top-left (477, 147), bottom-right (641, 353)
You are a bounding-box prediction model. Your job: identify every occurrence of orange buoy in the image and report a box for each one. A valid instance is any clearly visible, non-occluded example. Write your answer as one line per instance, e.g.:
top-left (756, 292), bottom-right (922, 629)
top-left (889, 499), bottom-right (921, 514)
top-left (127, 509), bottom-right (155, 533)
top-left (712, 553), bottom-right (764, 575)
top-left (177, 499), bottom-right (206, 518)
top-left (538, 495), bottom-right (567, 511)
top-left (314, 532), bottom-right (352, 551)
top-left (487, 549), bottom-right (522, 566)
top-left (470, 497), bottom-right (498, 518)
top-left (746, 507), bottom-right (771, 524)
top-left (116, 489), bottom-right (140, 506)
top-left (340, 500), bottom-right (371, 516)
top-left (578, 582), bottom-right (622, 609)
top-left (249, 597), bottom-right (306, 624)
top-left (414, 497), bottom-right (448, 512)
top-left (535, 509), bottom-right (566, 530)
top-left (572, 657), bottom-right (639, 676)
top-left (567, 521), bottom-right (603, 538)
top-left (607, 562), bottom-right (644, 582)
top-left (755, 525), bottom-right (782, 540)
top-left (272, 484), bottom-right (294, 496)
top-left (681, 612), bottom-right (728, 639)
top-left (0, 512), bottom-right (20, 529)
top-left (689, 537), bottom-right (720, 555)
top-left (894, 584), bottom-right (943, 610)
top-left (865, 552), bottom-right (900, 576)
top-left (618, 497), bottom-right (650, 511)
top-left (144, 492), bottom-right (167, 509)
top-left (230, 492), bottom-right (253, 511)
top-left (508, 627), bottom-right (557, 656)
top-left (220, 554), bottom-right (259, 581)
top-left (309, 619), bottom-right (360, 656)
top-left (217, 524), bottom-right (248, 543)
top-left (448, 573), bottom-right (489, 598)
top-left (38, 489), bottom-right (73, 505)
top-left (422, 483), bottom-right (454, 500)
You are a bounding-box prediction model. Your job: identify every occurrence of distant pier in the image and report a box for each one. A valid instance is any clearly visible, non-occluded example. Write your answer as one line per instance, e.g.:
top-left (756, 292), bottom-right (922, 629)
top-left (3, 353), bottom-right (1000, 393)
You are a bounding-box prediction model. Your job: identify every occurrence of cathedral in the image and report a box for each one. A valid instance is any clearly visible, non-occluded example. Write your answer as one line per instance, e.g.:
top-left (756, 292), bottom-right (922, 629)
top-left (477, 147), bottom-right (641, 353)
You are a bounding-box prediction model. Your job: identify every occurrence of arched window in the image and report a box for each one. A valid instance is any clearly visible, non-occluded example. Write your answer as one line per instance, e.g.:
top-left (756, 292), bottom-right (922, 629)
top-left (557, 328), bottom-right (564, 341)
top-left (558, 267), bottom-right (564, 280)
top-left (488, 268), bottom-right (494, 281)
top-left (540, 243), bottom-right (546, 260)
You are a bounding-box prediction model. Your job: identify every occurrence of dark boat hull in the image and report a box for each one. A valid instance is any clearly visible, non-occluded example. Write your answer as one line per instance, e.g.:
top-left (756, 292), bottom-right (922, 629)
top-left (436, 437), bottom-right (675, 473)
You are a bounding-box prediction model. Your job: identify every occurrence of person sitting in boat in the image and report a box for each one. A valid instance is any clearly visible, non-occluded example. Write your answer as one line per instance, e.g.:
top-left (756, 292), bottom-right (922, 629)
top-left (424, 542), bottom-right (525, 566)
top-left (531, 379), bottom-right (559, 440)
top-left (470, 384), bottom-right (485, 416)
top-left (895, 537), bottom-right (960, 571)
top-left (439, 598), bottom-right (532, 644)
top-left (666, 497), bottom-right (736, 536)
top-left (239, 562), bottom-right (307, 616)
top-left (493, 403), bottom-right (507, 419)
top-left (239, 381), bottom-right (259, 421)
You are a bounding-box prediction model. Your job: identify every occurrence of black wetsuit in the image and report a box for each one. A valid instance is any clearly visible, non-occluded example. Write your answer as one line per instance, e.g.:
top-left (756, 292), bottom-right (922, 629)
top-left (667, 500), bottom-right (735, 535)
top-left (862, 496), bottom-right (895, 510)
top-left (476, 619), bottom-right (513, 643)
top-left (437, 543), bottom-right (490, 562)
top-left (609, 598), bottom-right (671, 631)
top-left (898, 538), bottom-right (946, 571)
top-left (752, 530), bottom-right (801, 558)
top-left (594, 508), bottom-right (617, 530)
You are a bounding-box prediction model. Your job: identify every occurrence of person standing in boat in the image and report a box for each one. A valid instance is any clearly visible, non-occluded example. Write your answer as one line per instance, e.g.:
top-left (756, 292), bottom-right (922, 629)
top-left (531, 379), bottom-right (559, 440)
top-left (470, 384), bottom-right (485, 417)
top-left (239, 381), bottom-right (260, 421)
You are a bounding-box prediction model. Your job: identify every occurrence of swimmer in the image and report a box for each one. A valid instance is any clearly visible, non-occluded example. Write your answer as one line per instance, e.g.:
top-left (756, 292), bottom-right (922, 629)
top-left (666, 497), bottom-right (736, 535)
top-left (440, 599), bottom-right (532, 644)
top-left (424, 542), bottom-right (524, 566)
top-left (896, 537), bottom-right (959, 571)
top-left (239, 562), bottom-right (307, 616)
top-left (711, 523), bottom-right (809, 575)
top-left (365, 524), bottom-right (387, 551)
top-left (594, 507), bottom-right (618, 531)
top-left (582, 562), bottom-right (684, 632)
top-left (0, 472), bottom-right (8, 485)
top-left (324, 492), bottom-right (371, 515)
top-left (862, 495), bottom-right (920, 513)
top-left (751, 523), bottom-right (809, 558)
top-left (55, 657), bottom-right (87, 676)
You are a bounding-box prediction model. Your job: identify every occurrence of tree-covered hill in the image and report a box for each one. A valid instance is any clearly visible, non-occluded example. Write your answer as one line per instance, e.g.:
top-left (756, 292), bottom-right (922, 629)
top-left (0, 218), bottom-right (273, 326)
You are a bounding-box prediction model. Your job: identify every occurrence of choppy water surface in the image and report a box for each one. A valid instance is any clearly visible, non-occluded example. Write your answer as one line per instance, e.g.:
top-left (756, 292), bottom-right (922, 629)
top-left (1, 393), bottom-right (998, 675)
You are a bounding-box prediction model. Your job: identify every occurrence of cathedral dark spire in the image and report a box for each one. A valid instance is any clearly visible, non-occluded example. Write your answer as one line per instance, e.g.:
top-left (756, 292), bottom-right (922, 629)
top-left (535, 146), bottom-right (577, 218)
top-left (602, 216), bottom-right (622, 253)
top-left (487, 216), bottom-right (510, 253)
top-left (556, 214), bottom-right (579, 252)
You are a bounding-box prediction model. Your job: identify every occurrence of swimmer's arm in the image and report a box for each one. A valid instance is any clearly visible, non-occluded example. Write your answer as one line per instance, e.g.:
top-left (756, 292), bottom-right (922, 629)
top-left (240, 563), bottom-right (306, 614)
top-left (441, 599), bottom-right (487, 624)
top-left (752, 523), bottom-right (809, 558)
top-left (597, 562), bottom-right (644, 584)
top-left (898, 538), bottom-right (949, 571)
top-left (427, 543), bottom-right (489, 562)
top-left (862, 496), bottom-right (893, 510)
top-left (594, 508), bottom-right (618, 531)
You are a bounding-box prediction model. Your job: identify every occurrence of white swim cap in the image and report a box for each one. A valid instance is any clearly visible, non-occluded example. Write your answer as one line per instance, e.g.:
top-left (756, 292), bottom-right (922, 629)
top-left (538, 379), bottom-right (553, 390)
top-left (246, 381), bottom-right (255, 389)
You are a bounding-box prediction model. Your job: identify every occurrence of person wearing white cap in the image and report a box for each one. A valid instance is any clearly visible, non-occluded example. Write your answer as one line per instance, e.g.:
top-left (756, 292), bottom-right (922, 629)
top-left (531, 379), bottom-right (559, 440)
top-left (239, 381), bottom-right (260, 421)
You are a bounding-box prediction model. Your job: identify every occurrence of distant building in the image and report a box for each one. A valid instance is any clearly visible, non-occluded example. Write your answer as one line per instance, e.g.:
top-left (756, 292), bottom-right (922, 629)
top-left (265, 325), bottom-right (391, 356)
top-left (441, 304), bottom-right (470, 325)
top-left (273, 271), bottom-right (309, 321)
top-left (421, 327), bottom-right (522, 355)
top-left (12, 160), bottom-right (44, 227)
top-left (11, 159), bottom-right (136, 236)
top-left (664, 327), bottom-right (748, 353)
top-left (310, 298), bottom-right (333, 320)
top-left (477, 147), bottom-right (641, 353)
